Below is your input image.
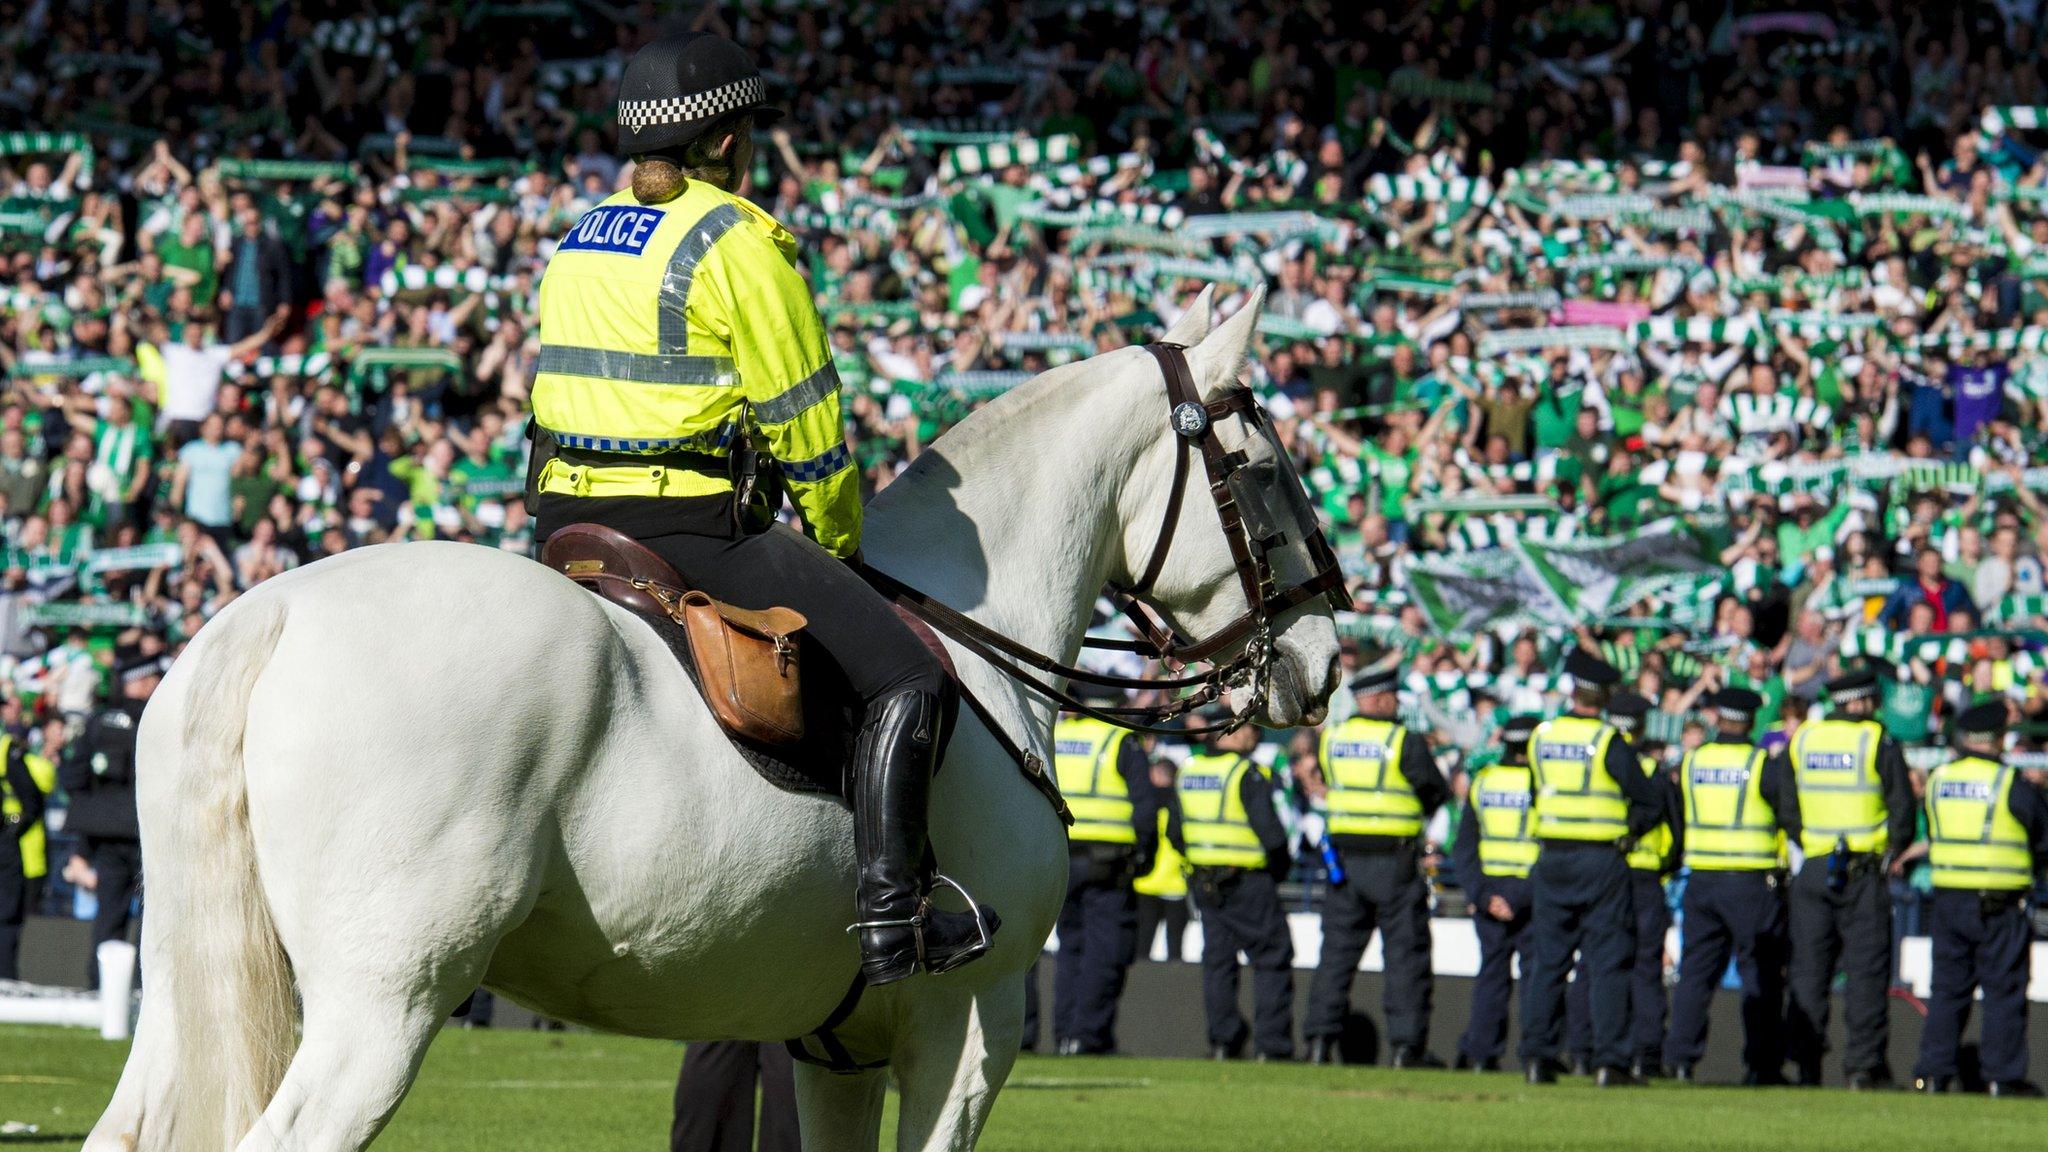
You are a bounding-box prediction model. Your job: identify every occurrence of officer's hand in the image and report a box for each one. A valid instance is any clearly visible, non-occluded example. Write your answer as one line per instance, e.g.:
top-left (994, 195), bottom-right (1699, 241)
top-left (1486, 894), bottom-right (1515, 922)
top-left (1887, 854), bottom-right (1906, 878)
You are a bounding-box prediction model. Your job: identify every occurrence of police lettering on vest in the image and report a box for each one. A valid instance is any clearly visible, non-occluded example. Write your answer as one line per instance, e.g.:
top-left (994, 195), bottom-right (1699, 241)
top-left (1790, 718), bottom-right (1887, 854)
top-left (1317, 717), bottom-right (1422, 838)
top-left (1680, 743), bottom-right (1778, 871)
top-left (1177, 753), bottom-right (1267, 869)
top-left (1528, 715), bottom-right (1628, 841)
top-left (1471, 762), bottom-right (1540, 878)
top-left (1926, 757), bottom-right (2034, 891)
top-left (1053, 716), bottom-right (1137, 846)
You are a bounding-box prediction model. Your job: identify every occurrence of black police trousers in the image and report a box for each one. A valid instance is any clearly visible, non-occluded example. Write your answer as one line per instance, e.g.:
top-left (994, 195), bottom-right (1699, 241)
top-left (1785, 860), bottom-right (1892, 1081)
top-left (672, 1041), bottom-right (800, 1152)
top-left (1304, 847), bottom-right (1433, 1051)
top-left (1053, 847), bottom-right (1140, 1054)
top-left (1191, 867), bottom-right (1295, 1058)
top-left (85, 839), bottom-right (143, 990)
top-left (1519, 843), bottom-right (1634, 1070)
top-left (1664, 870), bottom-right (1787, 1077)
top-left (1137, 893), bottom-right (1192, 962)
top-left (1458, 875), bottom-right (1533, 1066)
top-left (1914, 890), bottom-right (2032, 1085)
top-left (1566, 870), bottom-right (1668, 1068)
top-left (0, 851), bottom-right (26, 981)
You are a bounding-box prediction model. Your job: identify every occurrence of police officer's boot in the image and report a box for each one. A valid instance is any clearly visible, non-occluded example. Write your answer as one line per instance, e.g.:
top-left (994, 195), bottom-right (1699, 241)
top-left (851, 689), bottom-right (1001, 986)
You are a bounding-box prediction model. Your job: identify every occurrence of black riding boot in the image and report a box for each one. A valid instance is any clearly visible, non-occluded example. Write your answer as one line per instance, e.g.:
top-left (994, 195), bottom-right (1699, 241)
top-left (852, 689), bottom-right (1001, 986)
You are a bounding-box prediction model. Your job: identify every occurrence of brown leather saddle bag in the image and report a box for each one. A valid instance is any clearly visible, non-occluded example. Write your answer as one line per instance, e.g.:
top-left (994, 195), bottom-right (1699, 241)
top-left (542, 524), bottom-right (808, 745)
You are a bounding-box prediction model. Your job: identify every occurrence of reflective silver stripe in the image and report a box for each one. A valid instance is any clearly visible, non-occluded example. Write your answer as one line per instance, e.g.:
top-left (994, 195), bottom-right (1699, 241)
top-left (658, 203), bottom-right (745, 354)
top-left (753, 360), bottom-right (841, 424)
top-left (537, 345), bottom-right (738, 386)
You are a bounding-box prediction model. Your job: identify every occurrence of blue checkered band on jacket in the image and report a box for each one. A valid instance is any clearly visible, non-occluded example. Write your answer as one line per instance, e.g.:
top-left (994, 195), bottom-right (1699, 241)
top-left (782, 441), bottom-right (852, 482)
top-left (552, 423), bottom-right (739, 455)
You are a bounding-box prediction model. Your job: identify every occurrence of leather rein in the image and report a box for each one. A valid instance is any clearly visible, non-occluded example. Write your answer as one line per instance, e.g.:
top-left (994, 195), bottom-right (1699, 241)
top-left (869, 341), bottom-right (1346, 737)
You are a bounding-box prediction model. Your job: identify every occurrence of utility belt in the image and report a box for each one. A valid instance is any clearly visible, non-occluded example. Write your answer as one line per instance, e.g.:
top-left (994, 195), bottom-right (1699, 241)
top-left (1071, 841), bottom-right (1141, 884)
top-left (1539, 837), bottom-right (1626, 853)
top-left (1188, 864), bottom-right (1257, 904)
top-left (534, 440), bottom-right (782, 531)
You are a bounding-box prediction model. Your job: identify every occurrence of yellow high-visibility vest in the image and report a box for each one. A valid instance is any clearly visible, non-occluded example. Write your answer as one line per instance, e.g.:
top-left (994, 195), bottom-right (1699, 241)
top-left (1627, 821), bottom-right (1673, 872)
top-left (1177, 753), bottom-right (1268, 869)
top-left (1133, 810), bottom-right (1187, 899)
top-left (1790, 719), bottom-right (1888, 854)
top-left (1529, 715), bottom-right (1628, 842)
top-left (1054, 716), bottom-right (1137, 846)
top-left (1317, 717), bottom-right (1423, 838)
top-left (530, 183), bottom-right (861, 556)
top-left (0, 739), bottom-right (52, 881)
top-left (1470, 762), bottom-right (1540, 878)
top-left (1680, 742), bottom-right (1778, 872)
top-left (1926, 757), bottom-right (2035, 891)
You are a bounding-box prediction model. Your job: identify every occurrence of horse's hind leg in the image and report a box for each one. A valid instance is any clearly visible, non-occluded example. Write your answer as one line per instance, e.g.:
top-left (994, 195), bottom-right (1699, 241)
top-left (891, 976), bottom-right (1025, 1152)
top-left (793, 1061), bottom-right (887, 1152)
top-left (233, 969), bottom-right (474, 1152)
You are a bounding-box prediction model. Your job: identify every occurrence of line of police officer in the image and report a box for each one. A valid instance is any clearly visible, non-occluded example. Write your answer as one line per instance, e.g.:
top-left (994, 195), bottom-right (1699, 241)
top-left (1048, 648), bottom-right (2048, 1094)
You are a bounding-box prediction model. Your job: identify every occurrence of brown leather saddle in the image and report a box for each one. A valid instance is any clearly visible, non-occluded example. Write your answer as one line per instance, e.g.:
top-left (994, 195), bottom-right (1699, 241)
top-left (540, 524), bottom-right (956, 801)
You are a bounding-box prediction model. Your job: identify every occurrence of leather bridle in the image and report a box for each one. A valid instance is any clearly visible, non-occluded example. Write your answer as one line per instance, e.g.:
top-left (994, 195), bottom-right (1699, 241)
top-left (870, 341), bottom-right (1347, 736)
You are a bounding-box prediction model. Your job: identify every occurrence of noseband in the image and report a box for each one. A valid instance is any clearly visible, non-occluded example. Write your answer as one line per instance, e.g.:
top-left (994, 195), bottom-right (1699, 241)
top-left (869, 342), bottom-right (1345, 736)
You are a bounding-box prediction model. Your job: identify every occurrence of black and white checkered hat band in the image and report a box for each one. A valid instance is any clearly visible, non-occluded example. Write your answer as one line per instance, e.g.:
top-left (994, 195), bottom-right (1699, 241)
top-left (1830, 683), bottom-right (1878, 704)
top-left (618, 77), bottom-right (763, 133)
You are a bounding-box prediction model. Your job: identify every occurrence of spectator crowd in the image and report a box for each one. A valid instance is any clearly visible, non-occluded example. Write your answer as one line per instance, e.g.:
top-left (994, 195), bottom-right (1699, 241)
top-left (7, 0), bottom-right (2048, 965)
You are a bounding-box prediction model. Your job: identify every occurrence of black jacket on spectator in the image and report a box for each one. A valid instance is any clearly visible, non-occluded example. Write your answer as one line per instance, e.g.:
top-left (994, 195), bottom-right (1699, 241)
top-left (60, 700), bottom-right (146, 843)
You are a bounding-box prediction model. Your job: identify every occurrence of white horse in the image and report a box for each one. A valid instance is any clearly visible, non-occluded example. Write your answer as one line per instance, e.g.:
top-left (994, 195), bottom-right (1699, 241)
top-left (83, 285), bottom-right (1340, 1152)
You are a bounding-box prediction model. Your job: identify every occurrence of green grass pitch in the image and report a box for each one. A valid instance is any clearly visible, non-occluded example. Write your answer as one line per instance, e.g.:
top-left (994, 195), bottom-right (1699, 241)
top-left (3, 1023), bottom-right (2041, 1150)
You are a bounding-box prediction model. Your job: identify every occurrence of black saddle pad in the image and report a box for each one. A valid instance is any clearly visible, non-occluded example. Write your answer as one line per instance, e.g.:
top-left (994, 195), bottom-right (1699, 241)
top-left (630, 599), bottom-right (859, 803)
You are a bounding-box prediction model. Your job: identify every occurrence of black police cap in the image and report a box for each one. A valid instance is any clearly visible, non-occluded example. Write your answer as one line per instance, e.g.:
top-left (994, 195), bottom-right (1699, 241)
top-left (1825, 667), bottom-right (1880, 706)
top-left (1604, 690), bottom-right (1652, 734)
top-left (1499, 714), bottom-right (1541, 762)
top-left (617, 32), bottom-right (782, 157)
top-left (1349, 663), bottom-right (1401, 697)
top-left (1955, 701), bottom-right (2007, 738)
top-left (1707, 686), bottom-right (1764, 720)
top-left (1565, 648), bottom-right (1621, 688)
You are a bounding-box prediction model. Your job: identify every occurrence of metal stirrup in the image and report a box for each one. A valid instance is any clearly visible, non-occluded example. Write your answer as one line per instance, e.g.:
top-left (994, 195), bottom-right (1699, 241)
top-left (920, 874), bottom-right (995, 974)
top-left (845, 874), bottom-right (994, 974)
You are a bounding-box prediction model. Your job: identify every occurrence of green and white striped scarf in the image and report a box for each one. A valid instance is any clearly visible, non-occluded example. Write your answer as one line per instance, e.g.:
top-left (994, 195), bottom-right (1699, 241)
top-left (1848, 192), bottom-right (1970, 220)
top-left (1477, 326), bottom-right (1626, 356)
top-left (1364, 173), bottom-right (1494, 208)
top-left (1549, 252), bottom-right (1700, 276)
top-left (1631, 316), bottom-right (1763, 347)
top-left (0, 133), bottom-right (93, 186)
top-left (1549, 193), bottom-right (1658, 219)
top-left (1982, 106), bottom-right (2048, 136)
top-left (937, 134), bottom-right (1080, 182)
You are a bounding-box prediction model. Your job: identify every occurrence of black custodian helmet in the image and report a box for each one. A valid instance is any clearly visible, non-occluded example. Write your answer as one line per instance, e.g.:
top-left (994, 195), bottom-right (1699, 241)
top-left (616, 32), bottom-right (782, 157)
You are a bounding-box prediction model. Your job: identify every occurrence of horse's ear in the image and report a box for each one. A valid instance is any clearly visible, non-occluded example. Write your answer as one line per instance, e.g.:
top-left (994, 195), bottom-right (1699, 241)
top-left (1188, 284), bottom-right (1264, 400)
top-left (1160, 284), bottom-right (1216, 347)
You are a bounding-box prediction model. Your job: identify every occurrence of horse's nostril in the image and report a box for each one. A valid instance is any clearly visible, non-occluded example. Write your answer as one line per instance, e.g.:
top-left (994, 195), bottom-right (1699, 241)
top-left (1325, 654), bottom-right (1342, 692)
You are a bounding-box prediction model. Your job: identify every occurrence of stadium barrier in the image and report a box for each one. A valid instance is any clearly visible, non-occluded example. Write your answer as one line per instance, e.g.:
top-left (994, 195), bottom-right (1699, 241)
top-left (0, 939), bottom-right (138, 1039)
top-left (1128, 917), bottom-right (2048, 1002)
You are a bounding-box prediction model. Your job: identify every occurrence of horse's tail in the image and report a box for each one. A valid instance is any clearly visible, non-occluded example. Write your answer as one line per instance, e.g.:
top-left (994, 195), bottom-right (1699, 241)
top-left (141, 595), bottom-right (296, 1152)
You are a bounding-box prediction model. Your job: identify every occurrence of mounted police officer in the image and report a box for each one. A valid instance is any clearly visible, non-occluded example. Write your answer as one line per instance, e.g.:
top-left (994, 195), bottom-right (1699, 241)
top-left (1452, 713), bottom-right (1541, 1071)
top-left (1912, 702), bottom-right (2048, 1097)
top-left (1782, 667), bottom-right (1916, 1089)
top-left (1303, 663), bottom-right (1450, 1066)
top-left (1518, 651), bottom-right (1664, 1087)
top-left (1172, 718), bottom-right (1294, 1062)
top-left (1050, 710), bottom-right (1159, 1055)
top-left (1663, 688), bottom-right (1794, 1085)
top-left (1607, 691), bottom-right (1679, 1080)
top-left (0, 710), bottom-right (46, 980)
top-left (528, 33), bottom-right (991, 984)
top-left (60, 655), bottom-right (161, 987)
